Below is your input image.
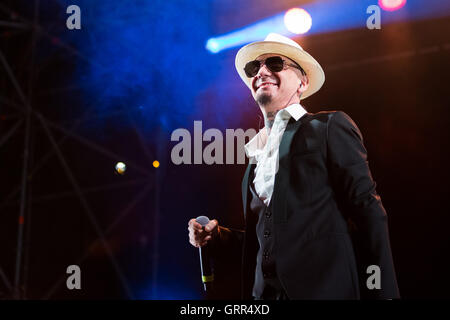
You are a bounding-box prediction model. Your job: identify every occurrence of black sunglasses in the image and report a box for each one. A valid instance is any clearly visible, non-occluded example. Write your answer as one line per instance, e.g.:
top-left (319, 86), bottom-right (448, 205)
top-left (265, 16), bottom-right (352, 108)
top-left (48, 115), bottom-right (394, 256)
top-left (244, 56), bottom-right (306, 78)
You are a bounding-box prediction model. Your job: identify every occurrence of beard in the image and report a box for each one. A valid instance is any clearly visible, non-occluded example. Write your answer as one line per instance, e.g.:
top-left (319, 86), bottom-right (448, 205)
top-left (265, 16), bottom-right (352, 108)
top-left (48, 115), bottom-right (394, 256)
top-left (256, 92), bottom-right (272, 106)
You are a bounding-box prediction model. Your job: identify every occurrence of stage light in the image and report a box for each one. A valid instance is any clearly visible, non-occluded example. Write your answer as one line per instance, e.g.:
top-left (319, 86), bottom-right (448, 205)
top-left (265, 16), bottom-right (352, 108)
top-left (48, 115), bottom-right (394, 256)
top-left (153, 160), bottom-right (160, 168)
top-left (205, 16), bottom-right (288, 54)
top-left (115, 161), bottom-right (126, 175)
top-left (206, 38), bottom-right (220, 53)
top-left (284, 8), bottom-right (312, 34)
top-left (206, 0), bottom-right (438, 54)
top-left (379, 0), bottom-right (407, 11)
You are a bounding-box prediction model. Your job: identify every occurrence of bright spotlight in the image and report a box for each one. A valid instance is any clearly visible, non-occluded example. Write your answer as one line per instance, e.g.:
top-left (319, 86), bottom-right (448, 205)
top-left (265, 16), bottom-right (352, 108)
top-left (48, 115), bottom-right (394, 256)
top-left (284, 8), bottom-right (312, 35)
top-left (206, 38), bottom-right (220, 53)
top-left (115, 161), bottom-right (126, 175)
top-left (379, 0), bottom-right (407, 11)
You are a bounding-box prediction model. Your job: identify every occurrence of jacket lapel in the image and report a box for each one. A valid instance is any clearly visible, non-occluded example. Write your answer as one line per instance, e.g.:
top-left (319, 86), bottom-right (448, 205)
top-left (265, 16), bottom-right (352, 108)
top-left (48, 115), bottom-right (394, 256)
top-left (242, 162), bottom-right (255, 221)
top-left (278, 113), bottom-right (310, 168)
top-left (273, 113), bottom-right (311, 223)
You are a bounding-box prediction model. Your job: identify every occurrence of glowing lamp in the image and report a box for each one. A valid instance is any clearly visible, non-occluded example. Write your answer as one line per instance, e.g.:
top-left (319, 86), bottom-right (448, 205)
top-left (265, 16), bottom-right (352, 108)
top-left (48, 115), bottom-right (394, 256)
top-left (115, 162), bottom-right (126, 175)
top-left (284, 8), bottom-right (312, 35)
top-left (206, 38), bottom-right (220, 53)
top-left (379, 0), bottom-right (407, 11)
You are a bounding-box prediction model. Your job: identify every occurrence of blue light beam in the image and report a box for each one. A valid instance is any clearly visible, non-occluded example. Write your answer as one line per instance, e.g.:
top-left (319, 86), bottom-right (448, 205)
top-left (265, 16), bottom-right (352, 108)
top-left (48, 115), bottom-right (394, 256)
top-left (206, 0), bottom-right (450, 54)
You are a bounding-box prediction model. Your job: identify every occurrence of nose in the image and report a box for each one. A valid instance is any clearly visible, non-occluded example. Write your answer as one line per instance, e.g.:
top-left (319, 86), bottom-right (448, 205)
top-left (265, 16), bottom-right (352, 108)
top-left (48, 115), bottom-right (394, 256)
top-left (256, 63), bottom-right (272, 78)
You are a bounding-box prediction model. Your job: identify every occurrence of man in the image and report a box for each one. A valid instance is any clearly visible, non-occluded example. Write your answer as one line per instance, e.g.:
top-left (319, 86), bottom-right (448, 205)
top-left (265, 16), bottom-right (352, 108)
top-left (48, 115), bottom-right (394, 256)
top-left (188, 33), bottom-right (400, 300)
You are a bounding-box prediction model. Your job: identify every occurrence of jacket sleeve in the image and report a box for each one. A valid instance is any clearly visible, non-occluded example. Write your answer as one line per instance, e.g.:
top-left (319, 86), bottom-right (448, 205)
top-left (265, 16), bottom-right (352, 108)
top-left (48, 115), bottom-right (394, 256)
top-left (207, 226), bottom-right (245, 299)
top-left (211, 226), bottom-right (245, 254)
top-left (327, 111), bottom-right (400, 299)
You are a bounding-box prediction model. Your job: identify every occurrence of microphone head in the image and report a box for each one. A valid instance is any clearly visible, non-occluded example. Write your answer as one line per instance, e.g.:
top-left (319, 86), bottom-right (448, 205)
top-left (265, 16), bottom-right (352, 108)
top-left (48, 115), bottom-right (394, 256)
top-left (196, 216), bottom-right (210, 227)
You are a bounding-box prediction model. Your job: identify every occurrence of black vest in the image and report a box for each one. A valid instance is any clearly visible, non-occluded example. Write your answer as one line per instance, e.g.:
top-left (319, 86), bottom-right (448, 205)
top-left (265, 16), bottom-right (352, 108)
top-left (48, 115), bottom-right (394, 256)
top-left (249, 175), bottom-right (287, 299)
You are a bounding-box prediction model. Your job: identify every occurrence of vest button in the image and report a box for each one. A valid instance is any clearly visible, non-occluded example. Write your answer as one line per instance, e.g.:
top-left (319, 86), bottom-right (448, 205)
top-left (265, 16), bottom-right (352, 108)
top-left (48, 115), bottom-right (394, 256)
top-left (265, 209), bottom-right (272, 218)
top-left (263, 251), bottom-right (270, 259)
top-left (264, 230), bottom-right (271, 238)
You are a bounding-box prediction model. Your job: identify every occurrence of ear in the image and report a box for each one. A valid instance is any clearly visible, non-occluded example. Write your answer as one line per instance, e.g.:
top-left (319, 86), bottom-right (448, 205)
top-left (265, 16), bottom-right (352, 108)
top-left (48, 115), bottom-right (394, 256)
top-left (297, 80), bottom-right (309, 96)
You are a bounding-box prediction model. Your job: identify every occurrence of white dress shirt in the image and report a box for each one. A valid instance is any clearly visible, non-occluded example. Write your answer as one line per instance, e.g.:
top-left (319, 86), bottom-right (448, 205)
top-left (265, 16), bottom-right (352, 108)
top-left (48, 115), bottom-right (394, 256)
top-left (244, 103), bottom-right (307, 206)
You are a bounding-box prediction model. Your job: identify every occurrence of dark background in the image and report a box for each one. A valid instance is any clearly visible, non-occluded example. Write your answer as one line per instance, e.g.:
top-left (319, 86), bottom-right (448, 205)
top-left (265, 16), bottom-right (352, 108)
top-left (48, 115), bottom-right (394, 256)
top-left (0, 0), bottom-right (449, 299)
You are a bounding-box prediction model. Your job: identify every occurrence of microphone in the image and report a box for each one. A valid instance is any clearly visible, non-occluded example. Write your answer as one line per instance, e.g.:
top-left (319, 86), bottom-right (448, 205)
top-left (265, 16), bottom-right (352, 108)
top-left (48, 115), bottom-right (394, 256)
top-left (196, 215), bottom-right (214, 293)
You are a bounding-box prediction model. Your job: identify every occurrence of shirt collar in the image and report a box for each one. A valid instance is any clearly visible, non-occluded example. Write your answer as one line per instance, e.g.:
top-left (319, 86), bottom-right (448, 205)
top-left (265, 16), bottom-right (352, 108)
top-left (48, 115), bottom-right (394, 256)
top-left (282, 103), bottom-right (307, 121)
top-left (244, 103), bottom-right (307, 159)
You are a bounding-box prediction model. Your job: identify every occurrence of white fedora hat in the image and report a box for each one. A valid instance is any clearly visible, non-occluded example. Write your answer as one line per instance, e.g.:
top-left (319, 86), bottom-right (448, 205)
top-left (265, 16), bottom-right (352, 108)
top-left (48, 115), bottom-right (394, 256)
top-left (235, 33), bottom-right (325, 100)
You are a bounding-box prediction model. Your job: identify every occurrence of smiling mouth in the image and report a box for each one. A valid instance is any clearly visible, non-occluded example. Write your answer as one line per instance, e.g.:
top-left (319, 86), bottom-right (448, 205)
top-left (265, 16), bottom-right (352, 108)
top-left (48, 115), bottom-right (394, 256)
top-left (256, 82), bottom-right (278, 90)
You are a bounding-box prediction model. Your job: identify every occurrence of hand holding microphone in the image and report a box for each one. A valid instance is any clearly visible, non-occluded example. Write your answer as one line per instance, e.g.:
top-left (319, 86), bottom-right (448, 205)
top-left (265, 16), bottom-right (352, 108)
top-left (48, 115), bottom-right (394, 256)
top-left (188, 216), bottom-right (219, 294)
top-left (188, 216), bottom-right (218, 248)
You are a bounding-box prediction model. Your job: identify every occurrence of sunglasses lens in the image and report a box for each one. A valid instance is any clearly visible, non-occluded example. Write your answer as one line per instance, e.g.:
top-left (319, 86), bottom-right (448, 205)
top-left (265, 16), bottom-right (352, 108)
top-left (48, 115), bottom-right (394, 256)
top-left (265, 57), bottom-right (284, 72)
top-left (244, 57), bottom-right (285, 78)
top-left (244, 60), bottom-right (260, 78)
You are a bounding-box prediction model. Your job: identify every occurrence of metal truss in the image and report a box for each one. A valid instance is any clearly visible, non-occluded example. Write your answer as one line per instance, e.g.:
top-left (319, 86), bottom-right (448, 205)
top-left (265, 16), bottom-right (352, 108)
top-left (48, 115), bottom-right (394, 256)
top-left (0, 1), bottom-right (164, 299)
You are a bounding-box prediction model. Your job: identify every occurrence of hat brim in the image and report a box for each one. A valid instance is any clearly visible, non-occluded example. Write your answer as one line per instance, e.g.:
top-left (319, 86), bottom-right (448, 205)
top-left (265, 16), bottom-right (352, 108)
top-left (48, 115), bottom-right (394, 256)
top-left (235, 41), bottom-right (325, 100)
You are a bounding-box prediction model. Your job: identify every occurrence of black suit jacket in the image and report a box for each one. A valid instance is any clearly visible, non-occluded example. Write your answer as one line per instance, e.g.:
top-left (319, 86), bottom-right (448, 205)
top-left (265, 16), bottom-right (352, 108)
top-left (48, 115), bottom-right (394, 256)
top-left (213, 110), bottom-right (400, 300)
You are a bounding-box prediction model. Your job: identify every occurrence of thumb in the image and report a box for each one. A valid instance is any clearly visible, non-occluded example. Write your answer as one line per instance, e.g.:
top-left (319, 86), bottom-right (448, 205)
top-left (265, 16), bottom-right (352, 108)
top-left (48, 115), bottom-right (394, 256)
top-left (205, 219), bottom-right (218, 232)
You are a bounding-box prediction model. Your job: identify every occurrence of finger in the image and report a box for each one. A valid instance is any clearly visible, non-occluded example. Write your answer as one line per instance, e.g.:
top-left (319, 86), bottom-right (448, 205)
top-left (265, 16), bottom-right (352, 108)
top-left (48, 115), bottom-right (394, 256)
top-left (195, 232), bottom-right (207, 242)
top-left (189, 228), bottom-right (198, 238)
top-left (193, 222), bottom-right (204, 231)
top-left (193, 229), bottom-right (205, 238)
top-left (189, 238), bottom-right (198, 247)
top-left (205, 220), bottom-right (218, 232)
top-left (190, 224), bottom-right (203, 233)
top-left (188, 219), bottom-right (203, 231)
